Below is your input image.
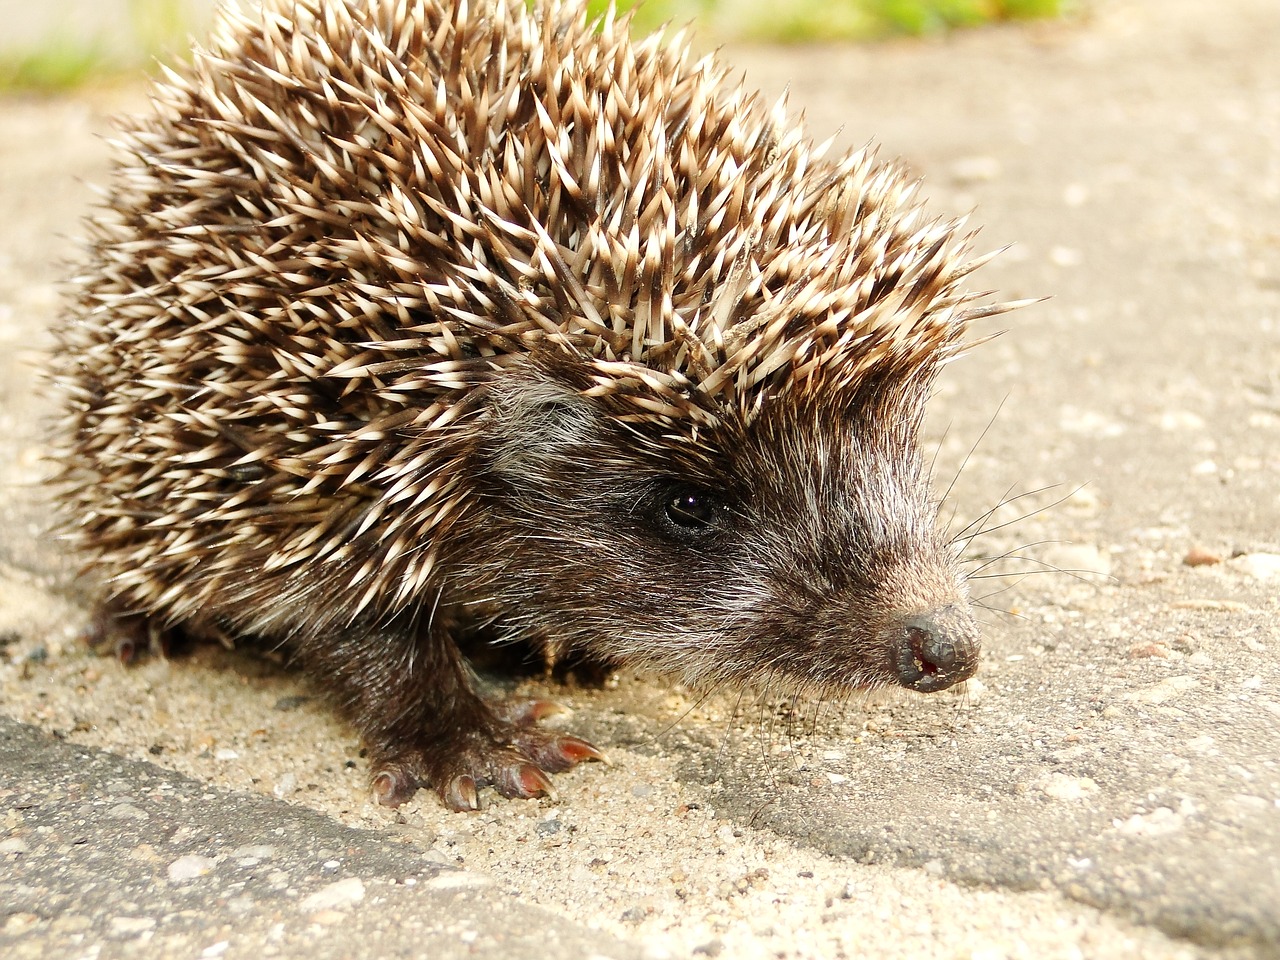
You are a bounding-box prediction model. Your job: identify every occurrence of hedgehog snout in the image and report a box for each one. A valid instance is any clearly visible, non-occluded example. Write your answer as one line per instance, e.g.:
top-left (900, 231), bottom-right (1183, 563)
top-left (890, 605), bottom-right (979, 693)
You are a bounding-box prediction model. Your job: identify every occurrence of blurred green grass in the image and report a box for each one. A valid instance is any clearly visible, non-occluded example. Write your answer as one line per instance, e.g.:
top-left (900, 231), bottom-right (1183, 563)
top-left (0, 0), bottom-right (193, 90)
top-left (0, 0), bottom-right (1071, 91)
top-left (592, 0), bottom-right (1071, 41)
top-left (0, 42), bottom-right (110, 91)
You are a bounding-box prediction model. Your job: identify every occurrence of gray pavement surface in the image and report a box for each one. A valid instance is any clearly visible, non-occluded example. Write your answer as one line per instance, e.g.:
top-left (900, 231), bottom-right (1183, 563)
top-left (2, 1), bottom-right (1279, 958)
top-left (1, 716), bottom-right (646, 959)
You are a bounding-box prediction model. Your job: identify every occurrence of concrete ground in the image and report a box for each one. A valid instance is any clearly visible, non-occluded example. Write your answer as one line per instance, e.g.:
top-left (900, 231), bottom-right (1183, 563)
top-left (1, 0), bottom-right (1278, 957)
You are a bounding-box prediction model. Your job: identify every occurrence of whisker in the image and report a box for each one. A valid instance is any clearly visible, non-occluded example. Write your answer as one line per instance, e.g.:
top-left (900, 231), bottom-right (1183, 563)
top-left (972, 605), bottom-right (1032, 627)
top-left (947, 479), bottom-right (1023, 545)
top-left (976, 555), bottom-right (1110, 586)
top-left (938, 393), bottom-right (1008, 510)
top-left (973, 575), bottom-right (1042, 604)
top-left (951, 481), bottom-right (1069, 547)
top-left (963, 538), bottom-right (1067, 574)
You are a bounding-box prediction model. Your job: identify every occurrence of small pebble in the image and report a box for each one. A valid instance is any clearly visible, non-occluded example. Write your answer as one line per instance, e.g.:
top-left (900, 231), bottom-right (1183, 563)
top-left (109, 916), bottom-right (157, 936)
top-left (1113, 806), bottom-right (1185, 836)
top-left (168, 854), bottom-right (217, 882)
top-left (273, 773), bottom-right (298, 798)
top-left (1038, 773), bottom-right (1100, 801)
top-left (422, 871), bottom-right (491, 890)
top-left (231, 844), bottom-right (276, 862)
top-left (1182, 546), bottom-right (1222, 567)
top-left (1191, 459), bottom-right (1217, 476)
top-left (107, 803), bottom-right (150, 822)
top-left (1049, 245), bottom-right (1083, 268)
top-left (300, 877), bottom-right (366, 912)
top-left (1232, 553), bottom-right (1280, 581)
top-left (3, 913), bottom-right (38, 934)
top-left (1123, 675), bottom-right (1197, 705)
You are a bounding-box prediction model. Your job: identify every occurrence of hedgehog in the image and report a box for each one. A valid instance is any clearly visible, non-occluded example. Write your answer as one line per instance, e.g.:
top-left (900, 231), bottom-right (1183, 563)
top-left (51, 0), bottom-right (1020, 811)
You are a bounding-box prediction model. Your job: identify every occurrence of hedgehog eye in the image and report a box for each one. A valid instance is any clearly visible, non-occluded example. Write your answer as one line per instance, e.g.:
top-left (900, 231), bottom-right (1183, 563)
top-left (662, 487), bottom-right (718, 532)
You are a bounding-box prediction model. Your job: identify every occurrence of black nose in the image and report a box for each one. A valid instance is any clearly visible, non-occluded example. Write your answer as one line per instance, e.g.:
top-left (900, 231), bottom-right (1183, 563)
top-left (892, 606), bottom-right (979, 692)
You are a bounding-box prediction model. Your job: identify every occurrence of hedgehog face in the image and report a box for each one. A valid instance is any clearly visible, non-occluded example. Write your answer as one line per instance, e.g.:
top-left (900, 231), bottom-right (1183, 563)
top-left (722, 386), bottom-right (980, 693)
top-left (467, 364), bottom-right (977, 696)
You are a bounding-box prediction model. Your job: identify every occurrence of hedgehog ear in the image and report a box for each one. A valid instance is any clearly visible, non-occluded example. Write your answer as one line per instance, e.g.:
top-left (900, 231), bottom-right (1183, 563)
top-left (481, 369), bottom-right (605, 479)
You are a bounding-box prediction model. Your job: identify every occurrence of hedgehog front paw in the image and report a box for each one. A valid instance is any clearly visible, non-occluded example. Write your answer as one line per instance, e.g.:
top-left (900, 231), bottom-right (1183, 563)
top-left (368, 700), bottom-right (606, 811)
top-left (84, 605), bottom-right (184, 663)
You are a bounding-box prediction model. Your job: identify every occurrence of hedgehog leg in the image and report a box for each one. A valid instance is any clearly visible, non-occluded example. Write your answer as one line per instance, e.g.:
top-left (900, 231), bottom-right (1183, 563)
top-left (291, 615), bottom-right (604, 811)
top-left (83, 602), bottom-right (198, 663)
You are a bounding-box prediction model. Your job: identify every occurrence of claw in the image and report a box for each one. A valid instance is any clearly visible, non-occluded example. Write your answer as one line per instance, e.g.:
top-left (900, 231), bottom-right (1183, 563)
top-left (496, 762), bottom-right (554, 800)
top-left (83, 617), bottom-right (139, 664)
top-left (525, 734), bottom-right (607, 772)
top-left (372, 767), bottom-right (419, 808)
top-left (556, 734), bottom-right (608, 765)
top-left (442, 774), bottom-right (480, 812)
top-left (515, 763), bottom-right (554, 798)
top-left (84, 609), bottom-right (173, 663)
top-left (499, 699), bottom-right (567, 726)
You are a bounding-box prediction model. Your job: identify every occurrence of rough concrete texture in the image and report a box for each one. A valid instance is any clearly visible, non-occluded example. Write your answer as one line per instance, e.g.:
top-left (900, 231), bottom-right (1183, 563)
top-left (0, 717), bottom-right (649, 959)
top-left (1, 0), bottom-right (1278, 958)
